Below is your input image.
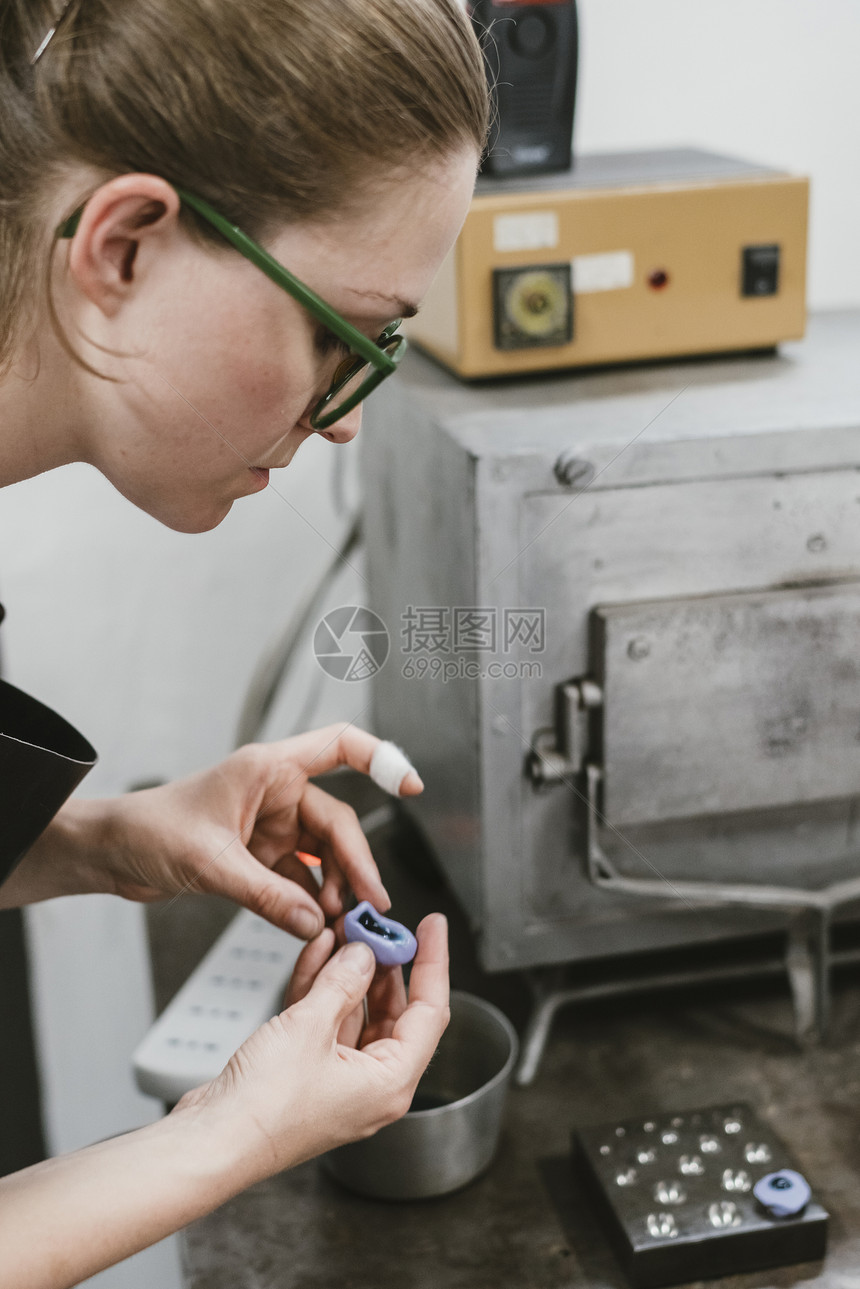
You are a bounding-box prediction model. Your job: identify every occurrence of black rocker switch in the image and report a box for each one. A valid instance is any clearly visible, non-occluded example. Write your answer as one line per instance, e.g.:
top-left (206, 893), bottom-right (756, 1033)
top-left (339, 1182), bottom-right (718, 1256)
top-left (742, 244), bottom-right (780, 297)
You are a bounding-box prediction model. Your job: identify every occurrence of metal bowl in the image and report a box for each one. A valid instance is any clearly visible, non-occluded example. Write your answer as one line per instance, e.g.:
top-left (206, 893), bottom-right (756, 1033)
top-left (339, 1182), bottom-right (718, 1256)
top-left (323, 990), bottom-right (519, 1200)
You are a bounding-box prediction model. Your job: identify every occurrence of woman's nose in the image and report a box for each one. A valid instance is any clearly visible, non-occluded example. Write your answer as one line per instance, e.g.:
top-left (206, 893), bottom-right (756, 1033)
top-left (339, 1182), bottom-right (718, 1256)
top-left (317, 405), bottom-right (363, 444)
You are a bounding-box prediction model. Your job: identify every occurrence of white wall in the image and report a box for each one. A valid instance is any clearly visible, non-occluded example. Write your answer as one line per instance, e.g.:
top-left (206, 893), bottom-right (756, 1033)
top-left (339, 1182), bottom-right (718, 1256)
top-left (0, 438), bottom-right (363, 798)
top-left (575, 0), bottom-right (860, 310)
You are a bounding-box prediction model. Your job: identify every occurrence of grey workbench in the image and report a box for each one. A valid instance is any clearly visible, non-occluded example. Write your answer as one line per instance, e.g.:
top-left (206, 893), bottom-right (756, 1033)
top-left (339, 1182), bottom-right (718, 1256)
top-left (147, 774), bottom-right (860, 1289)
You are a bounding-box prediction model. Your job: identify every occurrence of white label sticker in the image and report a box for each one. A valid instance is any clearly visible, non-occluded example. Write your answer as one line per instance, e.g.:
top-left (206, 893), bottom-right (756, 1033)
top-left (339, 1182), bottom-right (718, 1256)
top-left (493, 211), bottom-right (559, 254)
top-left (572, 250), bottom-right (635, 293)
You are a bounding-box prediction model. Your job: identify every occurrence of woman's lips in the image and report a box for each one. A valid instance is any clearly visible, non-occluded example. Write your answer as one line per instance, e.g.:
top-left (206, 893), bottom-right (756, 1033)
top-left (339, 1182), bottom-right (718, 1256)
top-left (249, 467), bottom-right (269, 489)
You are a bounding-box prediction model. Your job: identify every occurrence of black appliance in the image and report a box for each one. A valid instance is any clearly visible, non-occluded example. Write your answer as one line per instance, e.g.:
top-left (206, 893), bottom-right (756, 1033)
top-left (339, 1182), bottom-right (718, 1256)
top-left (469, 0), bottom-right (578, 177)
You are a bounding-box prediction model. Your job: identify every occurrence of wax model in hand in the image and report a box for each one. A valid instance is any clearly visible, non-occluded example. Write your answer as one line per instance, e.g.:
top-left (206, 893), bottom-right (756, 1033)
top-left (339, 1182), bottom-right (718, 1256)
top-left (344, 901), bottom-right (418, 967)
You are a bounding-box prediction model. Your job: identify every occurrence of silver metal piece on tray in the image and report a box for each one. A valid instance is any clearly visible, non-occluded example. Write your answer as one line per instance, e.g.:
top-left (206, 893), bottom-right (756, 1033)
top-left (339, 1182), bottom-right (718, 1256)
top-left (722, 1168), bottom-right (752, 1193)
top-left (654, 1180), bottom-right (686, 1205)
top-left (709, 1201), bottom-right (742, 1229)
top-left (647, 1213), bottom-right (679, 1239)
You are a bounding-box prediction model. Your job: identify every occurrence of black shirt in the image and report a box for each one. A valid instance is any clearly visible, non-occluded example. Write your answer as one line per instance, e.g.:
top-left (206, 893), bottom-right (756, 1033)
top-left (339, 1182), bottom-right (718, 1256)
top-left (0, 604), bottom-right (97, 886)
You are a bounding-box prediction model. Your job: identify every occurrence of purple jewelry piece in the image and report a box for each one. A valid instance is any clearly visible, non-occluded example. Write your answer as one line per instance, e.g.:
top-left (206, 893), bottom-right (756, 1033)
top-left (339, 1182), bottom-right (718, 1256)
top-left (344, 901), bottom-right (417, 966)
top-left (753, 1169), bottom-right (811, 1218)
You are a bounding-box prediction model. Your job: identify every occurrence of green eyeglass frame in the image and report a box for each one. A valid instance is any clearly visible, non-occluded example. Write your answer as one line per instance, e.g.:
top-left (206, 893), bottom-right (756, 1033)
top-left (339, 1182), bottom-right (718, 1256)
top-left (56, 186), bottom-right (408, 430)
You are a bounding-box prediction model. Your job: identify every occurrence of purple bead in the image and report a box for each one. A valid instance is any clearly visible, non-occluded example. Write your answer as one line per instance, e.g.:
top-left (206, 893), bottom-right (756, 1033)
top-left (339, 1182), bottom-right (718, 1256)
top-left (753, 1169), bottom-right (811, 1218)
top-left (344, 901), bottom-right (418, 966)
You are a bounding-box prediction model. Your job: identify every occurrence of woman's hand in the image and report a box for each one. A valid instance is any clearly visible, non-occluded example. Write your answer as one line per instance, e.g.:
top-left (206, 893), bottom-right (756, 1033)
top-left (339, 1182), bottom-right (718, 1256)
top-left (0, 917), bottom-right (448, 1289)
top-left (173, 913), bottom-right (449, 1184)
top-left (0, 724), bottom-right (421, 938)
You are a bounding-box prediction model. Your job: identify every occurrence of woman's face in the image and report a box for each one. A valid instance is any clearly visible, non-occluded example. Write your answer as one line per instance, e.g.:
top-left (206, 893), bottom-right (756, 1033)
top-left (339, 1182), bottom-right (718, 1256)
top-left (64, 151), bottom-right (477, 532)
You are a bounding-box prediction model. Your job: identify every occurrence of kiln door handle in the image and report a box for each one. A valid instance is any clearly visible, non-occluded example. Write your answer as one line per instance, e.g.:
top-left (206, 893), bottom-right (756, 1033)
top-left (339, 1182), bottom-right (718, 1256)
top-left (527, 677), bottom-right (602, 785)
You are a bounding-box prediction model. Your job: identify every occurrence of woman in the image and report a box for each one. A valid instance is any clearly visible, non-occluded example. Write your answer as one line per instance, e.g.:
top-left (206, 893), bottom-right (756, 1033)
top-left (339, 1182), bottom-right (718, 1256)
top-left (0, 0), bottom-right (488, 1283)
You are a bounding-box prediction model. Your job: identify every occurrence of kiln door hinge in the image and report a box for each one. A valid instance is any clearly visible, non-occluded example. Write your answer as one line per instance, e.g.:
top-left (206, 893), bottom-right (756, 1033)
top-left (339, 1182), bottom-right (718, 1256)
top-left (527, 677), bottom-right (603, 785)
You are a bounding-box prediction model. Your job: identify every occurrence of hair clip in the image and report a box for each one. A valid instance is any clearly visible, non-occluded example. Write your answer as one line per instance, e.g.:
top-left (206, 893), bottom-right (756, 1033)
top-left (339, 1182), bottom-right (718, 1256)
top-left (31, 0), bottom-right (75, 66)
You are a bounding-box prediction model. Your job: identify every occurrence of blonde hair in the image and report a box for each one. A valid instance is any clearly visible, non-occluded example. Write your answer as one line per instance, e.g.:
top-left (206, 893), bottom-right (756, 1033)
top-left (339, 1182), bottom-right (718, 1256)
top-left (0, 0), bottom-right (488, 371)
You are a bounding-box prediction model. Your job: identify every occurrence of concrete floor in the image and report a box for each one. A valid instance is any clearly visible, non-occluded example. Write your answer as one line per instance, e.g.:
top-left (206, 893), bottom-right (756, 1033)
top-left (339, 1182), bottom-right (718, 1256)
top-left (147, 778), bottom-right (860, 1289)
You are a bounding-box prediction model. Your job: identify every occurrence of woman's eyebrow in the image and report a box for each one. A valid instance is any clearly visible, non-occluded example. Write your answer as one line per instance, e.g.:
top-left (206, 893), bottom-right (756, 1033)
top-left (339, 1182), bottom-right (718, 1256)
top-left (344, 286), bottom-right (420, 318)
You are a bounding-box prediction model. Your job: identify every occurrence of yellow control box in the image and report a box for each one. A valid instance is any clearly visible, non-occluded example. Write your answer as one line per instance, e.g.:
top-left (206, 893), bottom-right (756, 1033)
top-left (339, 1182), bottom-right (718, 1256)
top-left (408, 148), bottom-right (808, 378)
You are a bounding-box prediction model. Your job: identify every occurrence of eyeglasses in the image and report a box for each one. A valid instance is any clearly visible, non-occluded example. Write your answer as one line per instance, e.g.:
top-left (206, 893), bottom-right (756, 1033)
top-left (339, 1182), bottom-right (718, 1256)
top-left (56, 186), bottom-right (408, 429)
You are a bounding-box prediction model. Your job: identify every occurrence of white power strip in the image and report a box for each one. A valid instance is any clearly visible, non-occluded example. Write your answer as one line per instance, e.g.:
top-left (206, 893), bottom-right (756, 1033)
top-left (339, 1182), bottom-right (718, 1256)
top-left (133, 909), bottom-right (304, 1103)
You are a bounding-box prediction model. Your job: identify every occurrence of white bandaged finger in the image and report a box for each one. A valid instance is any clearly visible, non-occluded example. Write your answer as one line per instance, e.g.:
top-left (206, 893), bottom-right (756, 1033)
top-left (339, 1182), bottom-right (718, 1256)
top-left (369, 741), bottom-right (417, 796)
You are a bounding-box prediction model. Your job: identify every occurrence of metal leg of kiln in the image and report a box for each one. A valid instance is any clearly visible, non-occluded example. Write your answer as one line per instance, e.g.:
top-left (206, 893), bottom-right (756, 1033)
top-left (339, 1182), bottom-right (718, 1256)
top-left (582, 763), bottom-right (858, 1049)
top-left (516, 761), bottom-right (848, 1079)
top-left (516, 969), bottom-right (571, 1088)
top-left (514, 919), bottom-right (851, 1084)
top-left (786, 909), bottom-right (831, 1045)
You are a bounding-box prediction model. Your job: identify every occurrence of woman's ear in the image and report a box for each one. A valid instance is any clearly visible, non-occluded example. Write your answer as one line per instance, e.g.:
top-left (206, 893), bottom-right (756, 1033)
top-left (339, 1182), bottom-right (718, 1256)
top-left (65, 174), bottom-right (182, 317)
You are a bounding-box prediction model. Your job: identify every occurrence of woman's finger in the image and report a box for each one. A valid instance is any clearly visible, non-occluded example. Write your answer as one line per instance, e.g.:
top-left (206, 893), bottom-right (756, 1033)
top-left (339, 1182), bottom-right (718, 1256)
top-left (284, 927), bottom-right (363, 1048)
top-left (285, 927), bottom-right (336, 1006)
top-left (297, 783), bottom-right (389, 913)
top-left (293, 829), bottom-right (349, 919)
top-left (400, 913), bottom-right (449, 1008)
top-left (364, 913), bottom-right (450, 1079)
top-left (323, 913), bottom-right (403, 1047)
top-left (360, 963), bottom-right (409, 1047)
top-left (318, 912), bottom-right (366, 1047)
top-left (270, 850), bottom-right (323, 902)
top-left (268, 723), bottom-right (423, 796)
top-left (197, 841), bottom-right (325, 940)
top-left (337, 1001), bottom-right (365, 1049)
top-left (290, 940), bottom-right (376, 1034)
